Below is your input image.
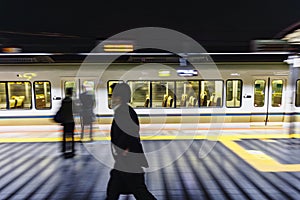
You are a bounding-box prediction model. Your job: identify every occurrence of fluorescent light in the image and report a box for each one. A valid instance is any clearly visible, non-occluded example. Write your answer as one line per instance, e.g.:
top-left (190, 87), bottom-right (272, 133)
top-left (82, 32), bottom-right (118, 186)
top-left (104, 45), bottom-right (133, 48)
top-left (2, 47), bottom-right (22, 53)
top-left (103, 44), bottom-right (134, 52)
top-left (103, 48), bottom-right (134, 52)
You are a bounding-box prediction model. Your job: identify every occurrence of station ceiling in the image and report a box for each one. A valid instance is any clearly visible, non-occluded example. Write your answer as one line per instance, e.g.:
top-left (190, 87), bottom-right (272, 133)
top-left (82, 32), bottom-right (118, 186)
top-left (1, 29), bottom-right (299, 54)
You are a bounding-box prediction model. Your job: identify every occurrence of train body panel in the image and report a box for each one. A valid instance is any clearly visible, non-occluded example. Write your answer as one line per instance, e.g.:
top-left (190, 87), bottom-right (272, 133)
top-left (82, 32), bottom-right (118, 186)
top-left (0, 55), bottom-right (298, 129)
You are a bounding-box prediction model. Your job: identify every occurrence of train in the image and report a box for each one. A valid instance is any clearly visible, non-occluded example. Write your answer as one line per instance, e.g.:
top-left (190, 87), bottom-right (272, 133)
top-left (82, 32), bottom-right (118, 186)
top-left (0, 52), bottom-right (299, 130)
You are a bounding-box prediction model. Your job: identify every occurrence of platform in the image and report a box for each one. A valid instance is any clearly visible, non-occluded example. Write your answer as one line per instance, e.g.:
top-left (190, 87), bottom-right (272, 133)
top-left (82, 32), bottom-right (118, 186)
top-left (0, 128), bottom-right (300, 200)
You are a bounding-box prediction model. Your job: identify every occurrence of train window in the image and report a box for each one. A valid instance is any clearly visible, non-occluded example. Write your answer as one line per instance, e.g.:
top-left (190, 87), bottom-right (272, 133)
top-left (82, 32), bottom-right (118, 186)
top-left (128, 81), bottom-right (151, 108)
top-left (226, 80), bottom-right (242, 108)
top-left (271, 80), bottom-right (283, 107)
top-left (107, 80), bottom-right (123, 109)
top-left (34, 81), bottom-right (51, 109)
top-left (7, 82), bottom-right (32, 109)
top-left (296, 80), bottom-right (300, 107)
top-left (200, 80), bottom-right (223, 107)
top-left (176, 81), bottom-right (199, 108)
top-left (82, 81), bottom-right (95, 93)
top-left (254, 80), bottom-right (265, 107)
top-left (64, 81), bottom-right (77, 98)
top-left (152, 81), bottom-right (175, 108)
top-left (0, 82), bottom-right (7, 109)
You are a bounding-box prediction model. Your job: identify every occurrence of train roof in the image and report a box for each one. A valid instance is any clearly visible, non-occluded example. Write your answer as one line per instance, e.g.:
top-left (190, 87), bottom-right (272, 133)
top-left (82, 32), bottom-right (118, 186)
top-left (0, 52), bottom-right (293, 64)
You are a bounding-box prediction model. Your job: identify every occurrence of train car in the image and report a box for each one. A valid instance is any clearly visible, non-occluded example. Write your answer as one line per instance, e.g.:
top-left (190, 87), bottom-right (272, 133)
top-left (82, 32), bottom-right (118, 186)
top-left (0, 53), bottom-right (298, 130)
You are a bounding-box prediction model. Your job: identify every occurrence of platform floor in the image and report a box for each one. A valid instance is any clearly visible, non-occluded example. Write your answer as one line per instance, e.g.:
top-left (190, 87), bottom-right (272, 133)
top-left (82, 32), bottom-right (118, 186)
top-left (0, 138), bottom-right (300, 199)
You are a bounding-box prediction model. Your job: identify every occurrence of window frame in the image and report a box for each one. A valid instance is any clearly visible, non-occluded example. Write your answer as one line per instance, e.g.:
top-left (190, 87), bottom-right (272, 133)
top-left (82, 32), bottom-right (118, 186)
top-left (253, 79), bottom-right (266, 107)
top-left (7, 81), bottom-right (32, 110)
top-left (107, 80), bottom-right (124, 109)
top-left (0, 82), bottom-right (8, 109)
top-left (33, 81), bottom-right (52, 110)
top-left (199, 79), bottom-right (224, 108)
top-left (295, 79), bottom-right (300, 107)
top-left (127, 80), bottom-right (152, 108)
top-left (226, 79), bottom-right (243, 108)
top-left (110, 79), bottom-right (225, 109)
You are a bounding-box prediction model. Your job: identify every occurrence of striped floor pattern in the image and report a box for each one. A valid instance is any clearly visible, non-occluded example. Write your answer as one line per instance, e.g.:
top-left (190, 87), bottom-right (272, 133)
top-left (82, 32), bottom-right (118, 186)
top-left (237, 139), bottom-right (300, 164)
top-left (0, 140), bottom-right (299, 200)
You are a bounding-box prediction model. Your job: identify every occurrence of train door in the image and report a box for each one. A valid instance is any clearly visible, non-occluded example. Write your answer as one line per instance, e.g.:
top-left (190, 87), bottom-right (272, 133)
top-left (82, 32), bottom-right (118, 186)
top-left (61, 77), bottom-right (97, 117)
top-left (251, 77), bottom-right (286, 126)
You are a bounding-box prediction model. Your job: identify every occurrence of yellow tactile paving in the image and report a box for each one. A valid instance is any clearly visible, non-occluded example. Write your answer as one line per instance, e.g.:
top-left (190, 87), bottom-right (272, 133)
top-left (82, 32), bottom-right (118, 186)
top-left (220, 139), bottom-right (300, 172)
top-left (0, 133), bottom-right (299, 142)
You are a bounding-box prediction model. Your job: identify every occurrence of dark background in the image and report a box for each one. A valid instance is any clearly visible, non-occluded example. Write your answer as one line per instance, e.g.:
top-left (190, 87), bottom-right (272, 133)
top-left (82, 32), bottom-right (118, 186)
top-left (0, 0), bottom-right (300, 52)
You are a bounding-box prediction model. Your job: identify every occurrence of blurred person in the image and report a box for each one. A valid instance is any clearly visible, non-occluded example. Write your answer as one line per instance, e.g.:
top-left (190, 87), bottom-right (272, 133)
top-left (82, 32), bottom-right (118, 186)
top-left (106, 83), bottom-right (156, 200)
top-left (79, 85), bottom-right (95, 141)
top-left (61, 87), bottom-right (75, 157)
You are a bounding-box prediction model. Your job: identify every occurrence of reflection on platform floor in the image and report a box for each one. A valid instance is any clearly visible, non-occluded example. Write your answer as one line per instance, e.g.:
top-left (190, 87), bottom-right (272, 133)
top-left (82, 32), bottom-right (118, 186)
top-left (0, 140), bottom-right (299, 200)
top-left (237, 139), bottom-right (300, 164)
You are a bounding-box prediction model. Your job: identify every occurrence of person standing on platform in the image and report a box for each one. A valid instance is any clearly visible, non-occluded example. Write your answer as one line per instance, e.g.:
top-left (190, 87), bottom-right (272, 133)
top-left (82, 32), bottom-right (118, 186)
top-left (79, 86), bottom-right (95, 141)
top-left (106, 83), bottom-right (156, 200)
top-left (61, 87), bottom-right (75, 157)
